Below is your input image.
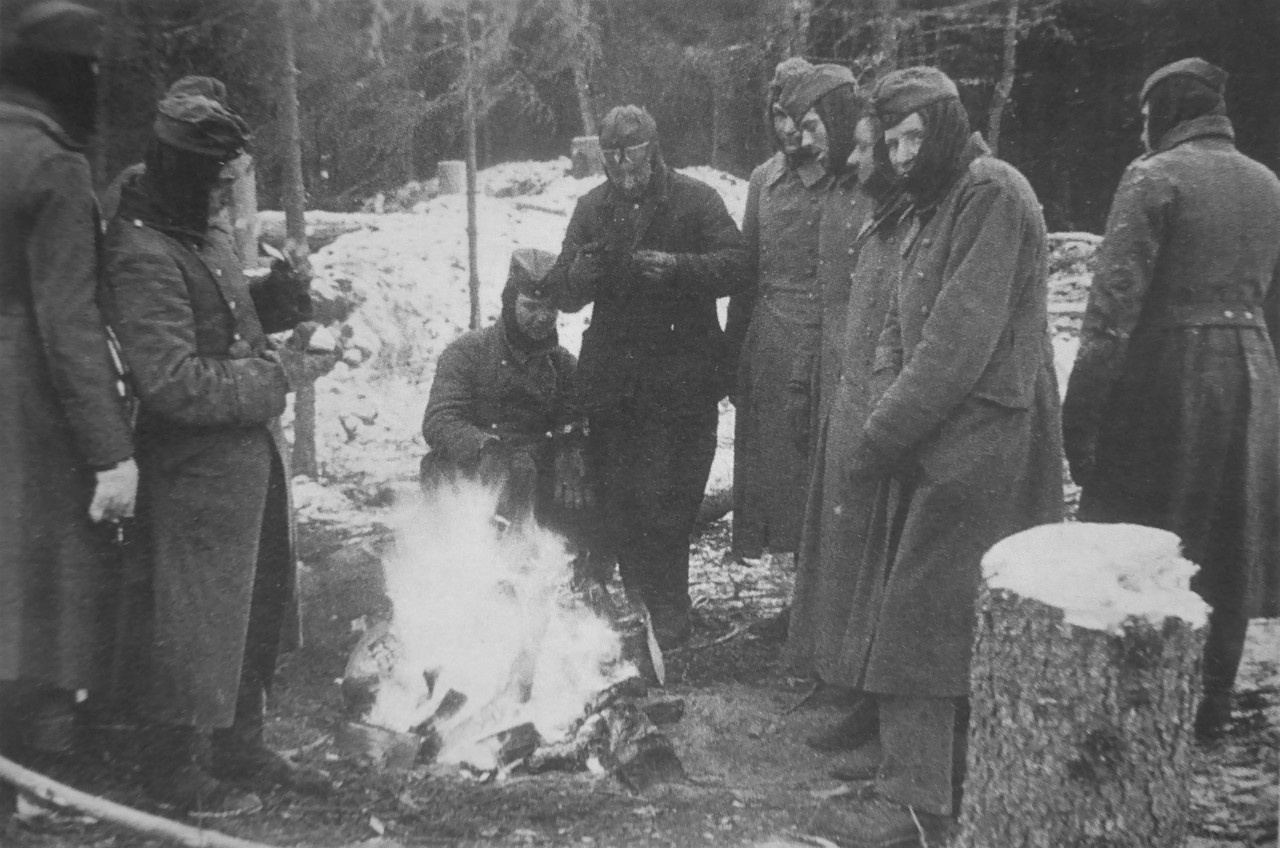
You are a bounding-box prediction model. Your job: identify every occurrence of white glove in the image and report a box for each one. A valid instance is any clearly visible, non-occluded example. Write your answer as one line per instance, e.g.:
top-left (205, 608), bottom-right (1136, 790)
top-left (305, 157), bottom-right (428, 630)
top-left (90, 458), bottom-right (138, 523)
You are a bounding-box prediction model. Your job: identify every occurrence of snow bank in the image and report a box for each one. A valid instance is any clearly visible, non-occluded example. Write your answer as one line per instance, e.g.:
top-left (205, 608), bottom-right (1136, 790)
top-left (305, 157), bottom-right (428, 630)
top-left (983, 522), bottom-right (1209, 633)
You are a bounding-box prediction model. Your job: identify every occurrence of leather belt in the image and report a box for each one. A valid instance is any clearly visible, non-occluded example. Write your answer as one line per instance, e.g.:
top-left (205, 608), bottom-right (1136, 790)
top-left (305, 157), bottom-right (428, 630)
top-left (1143, 303), bottom-right (1266, 331)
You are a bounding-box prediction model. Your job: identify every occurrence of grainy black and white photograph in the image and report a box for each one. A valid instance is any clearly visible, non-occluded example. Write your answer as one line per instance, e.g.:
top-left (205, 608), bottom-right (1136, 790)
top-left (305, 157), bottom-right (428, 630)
top-left (1, 0), bottom-right (1278, 845)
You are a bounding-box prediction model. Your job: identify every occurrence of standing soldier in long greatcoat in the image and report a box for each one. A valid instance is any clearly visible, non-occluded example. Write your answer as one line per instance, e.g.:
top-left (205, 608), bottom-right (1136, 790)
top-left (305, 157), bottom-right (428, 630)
top-left (0, 0), bottom-right (137, 788)
top-left (729, 61), bottom-right (848, 563)
top-left (785, 97), bottom-right (907, 753)
top-left (546, 106), bottom-right (748, 649)
top-left (103, 85), bottom-right (325, 817)
top-left (809, 68), bottom-right (1063, 846)
top-left (1064, 58), bottom-right (1280, 742)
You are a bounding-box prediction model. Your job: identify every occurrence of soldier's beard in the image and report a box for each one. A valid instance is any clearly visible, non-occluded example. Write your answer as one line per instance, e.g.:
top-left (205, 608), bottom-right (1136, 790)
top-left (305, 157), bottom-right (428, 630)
top-left (606, 159), bottom-right (653, 200)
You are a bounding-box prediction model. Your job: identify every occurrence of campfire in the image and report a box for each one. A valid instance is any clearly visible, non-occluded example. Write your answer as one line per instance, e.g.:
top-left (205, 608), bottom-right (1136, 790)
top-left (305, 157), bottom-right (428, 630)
top-left (338, 482), bottom-right (683, 790)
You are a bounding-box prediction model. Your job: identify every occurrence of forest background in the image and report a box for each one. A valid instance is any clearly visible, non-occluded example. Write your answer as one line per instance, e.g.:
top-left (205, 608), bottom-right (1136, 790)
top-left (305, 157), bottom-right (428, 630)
top-left (86, 0), bottom-right (1280, 234)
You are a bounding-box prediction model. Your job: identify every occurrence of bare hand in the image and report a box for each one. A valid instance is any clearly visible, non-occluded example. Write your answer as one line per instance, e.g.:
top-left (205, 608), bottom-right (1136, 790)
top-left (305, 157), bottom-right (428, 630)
top-left (90, 458), bottom-right (138, 523)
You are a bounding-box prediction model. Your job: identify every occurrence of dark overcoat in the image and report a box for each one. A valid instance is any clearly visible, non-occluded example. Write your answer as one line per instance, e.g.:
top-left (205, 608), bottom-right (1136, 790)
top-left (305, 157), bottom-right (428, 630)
top-left (102, 175), bottom-right (300, 729)
top-left (1064, 115), bottom-right (1280, 618)
top-left (784, 190), bottom-right (901, 682)
top-left (844, 137), bottom-right (1064, 697)
top-left (727, 153), bottom-right (827, 556)
top-left (547, 165), bottom-right (748, 418)
top-left (0, 90), bottom-right (134, 689)
top-left (421, 321), bottom-right (576, 517)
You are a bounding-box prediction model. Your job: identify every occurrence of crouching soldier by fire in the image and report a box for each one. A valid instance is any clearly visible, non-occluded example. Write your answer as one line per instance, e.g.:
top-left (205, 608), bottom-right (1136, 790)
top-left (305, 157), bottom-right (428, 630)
top-left (102, 85), bottom-right (329, 817)
top-left (421, 248), bottom-right (592, 552)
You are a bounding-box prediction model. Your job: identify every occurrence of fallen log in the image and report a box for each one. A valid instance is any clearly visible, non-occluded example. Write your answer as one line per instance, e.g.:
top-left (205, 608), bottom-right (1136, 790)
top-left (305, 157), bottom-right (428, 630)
top-left (955, 523), bottom-right (1208, 848)
top-left (0, 753), bottom-right (279, 848)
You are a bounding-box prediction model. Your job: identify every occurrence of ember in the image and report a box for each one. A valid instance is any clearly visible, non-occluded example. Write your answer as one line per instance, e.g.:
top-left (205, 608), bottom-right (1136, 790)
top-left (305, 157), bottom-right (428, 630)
top-left (338, 481), bottom-right (682, 786)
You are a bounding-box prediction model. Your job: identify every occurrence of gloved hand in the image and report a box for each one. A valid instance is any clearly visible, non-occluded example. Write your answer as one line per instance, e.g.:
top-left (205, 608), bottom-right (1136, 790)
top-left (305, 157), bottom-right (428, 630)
top-left (785, 382), bottom-right (811, 453)
top-left (252, 257), bottom-right (314, 332)
top-left (843, 434), bottom-right (898, 485)
top-left (631, 249), bottom-right (678, 286)
top-left (90, 458), bottom-right (138, 523)
top-left (554, 444), bottom-right (593, 510)
top-left (477, 439), bottom-right (539, 510)
top-left (277, 322), bottom-right (341, 389)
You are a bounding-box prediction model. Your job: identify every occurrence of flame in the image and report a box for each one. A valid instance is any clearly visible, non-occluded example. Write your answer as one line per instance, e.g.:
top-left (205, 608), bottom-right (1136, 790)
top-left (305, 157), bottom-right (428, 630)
top-left (365, 480), bottom-right (635, 769)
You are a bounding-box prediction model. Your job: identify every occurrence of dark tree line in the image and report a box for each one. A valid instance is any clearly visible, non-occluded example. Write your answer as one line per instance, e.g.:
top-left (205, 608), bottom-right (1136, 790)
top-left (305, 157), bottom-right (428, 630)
top-left (89, 0), bottom-right (1280, 231)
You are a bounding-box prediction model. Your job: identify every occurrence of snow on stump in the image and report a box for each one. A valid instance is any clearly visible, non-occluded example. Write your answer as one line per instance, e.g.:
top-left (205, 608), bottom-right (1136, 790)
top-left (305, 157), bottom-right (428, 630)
top-left (955, 523), bottom-right (1209, 848)
top-left (438, 160), bottom-right (466, 195)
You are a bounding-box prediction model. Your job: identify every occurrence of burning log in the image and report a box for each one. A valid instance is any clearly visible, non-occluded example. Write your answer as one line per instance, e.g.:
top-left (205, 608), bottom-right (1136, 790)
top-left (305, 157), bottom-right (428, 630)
top-left (955, 523), bottom-right (1208, 848)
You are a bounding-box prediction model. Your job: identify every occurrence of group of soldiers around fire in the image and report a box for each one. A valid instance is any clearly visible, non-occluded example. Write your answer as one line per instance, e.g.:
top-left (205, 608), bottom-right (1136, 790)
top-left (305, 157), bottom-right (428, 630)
top-left (2, 0), bottom-right (1278, 844)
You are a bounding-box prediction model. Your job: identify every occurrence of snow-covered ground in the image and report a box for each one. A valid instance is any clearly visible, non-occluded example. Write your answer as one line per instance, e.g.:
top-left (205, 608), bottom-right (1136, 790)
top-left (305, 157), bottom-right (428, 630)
top-left (282, 158), bottom-right (1089, 522)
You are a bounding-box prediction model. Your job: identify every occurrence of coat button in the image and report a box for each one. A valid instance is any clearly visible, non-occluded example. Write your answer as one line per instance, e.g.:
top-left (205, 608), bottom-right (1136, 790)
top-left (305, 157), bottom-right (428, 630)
top-left (133, 219), bottom-right (143, 228)
top-left (233, 332), bottom-right (242, 341)
top-left (1244, 311), bottom-right (1254, 319)
top-left (228, 299), bottom-right (236, 309)
top-left (847, 247), bottom-right (855, 255)
top-left (921, 305), bottom-right (929, 315)
top-left (215, 268), bottom-right (223, 277)
top-left (1224, 310), bottom-right (1235, 318)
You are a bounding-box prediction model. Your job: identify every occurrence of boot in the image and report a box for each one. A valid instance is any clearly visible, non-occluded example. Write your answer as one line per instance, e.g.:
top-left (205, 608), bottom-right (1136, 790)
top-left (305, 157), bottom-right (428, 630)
top-left (141, 724), bottom-right (262, 818)
top-left (1194, 690), bottom-right (1232, 743)
top-left (210, 687), bottom-right (329, 794)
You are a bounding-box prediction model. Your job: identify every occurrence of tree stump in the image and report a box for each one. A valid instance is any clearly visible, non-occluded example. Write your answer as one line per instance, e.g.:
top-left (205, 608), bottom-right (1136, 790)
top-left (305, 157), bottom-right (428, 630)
top-left (438, 160), bottom-right (466, 195)
top-left (570, 135), bottom-right (604, 178)
top-left (955, 523), bottom-right (1209, 848)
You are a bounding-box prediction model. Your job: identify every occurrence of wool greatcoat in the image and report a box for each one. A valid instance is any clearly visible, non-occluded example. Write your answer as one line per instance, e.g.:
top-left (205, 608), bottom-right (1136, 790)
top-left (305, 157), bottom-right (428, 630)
top-left (784, 186), bottom-right (902, 681)
top-left (1064, 115), bottom-right (1280, 621)
top-left (728, 152), bottom-right (828, 557)
top-left (846, 136), bottom-right (1064, 697)
top-left (102, 173), bottom-right (301, 730)
top-left (0, 89), bottom-right (134, 690)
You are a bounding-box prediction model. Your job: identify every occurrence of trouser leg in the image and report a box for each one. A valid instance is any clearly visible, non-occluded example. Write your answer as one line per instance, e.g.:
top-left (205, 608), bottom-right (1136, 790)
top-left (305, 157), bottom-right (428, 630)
top-left (874, 694), bottom-right (957, 816)
top-left (1203, 602), bottom-right (1250, 697)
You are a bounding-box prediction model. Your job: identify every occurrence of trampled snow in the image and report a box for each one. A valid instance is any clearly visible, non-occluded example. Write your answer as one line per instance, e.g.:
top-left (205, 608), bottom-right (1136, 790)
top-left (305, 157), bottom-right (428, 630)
top-left (982, 522), bottom-right (1210, 632)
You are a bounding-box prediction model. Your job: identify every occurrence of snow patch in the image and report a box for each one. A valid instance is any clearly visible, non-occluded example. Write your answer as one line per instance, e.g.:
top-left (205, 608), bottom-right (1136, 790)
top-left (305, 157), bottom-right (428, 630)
top-left (983, 522), bottom-right (1209, 632)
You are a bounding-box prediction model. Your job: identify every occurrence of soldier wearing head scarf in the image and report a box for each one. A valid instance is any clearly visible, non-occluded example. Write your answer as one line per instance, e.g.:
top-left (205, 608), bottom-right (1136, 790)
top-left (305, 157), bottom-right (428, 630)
top-left (727, 63), bottom-right (853, 566)
top-left (422, 248), bottom-right (590, 536)
top-left (0, 0), bottom-right (137, 789)
top-left (102, 82), bottom-right (326, 817)
top-left (545, 105), bottom-right (749, 649)
top-left (1064, 58), bottom-right (1280, 741)
top-left (784, 75), bottom-right (911, 740)
top-left (808, 67), bottom-right (1063, 846)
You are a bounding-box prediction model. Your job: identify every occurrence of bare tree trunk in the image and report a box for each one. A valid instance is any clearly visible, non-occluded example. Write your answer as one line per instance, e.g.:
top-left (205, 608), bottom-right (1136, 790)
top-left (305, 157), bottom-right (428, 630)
top-left (872, 0), bottom-right (899, 79)
top-left (279, 0), bottom-right (317, 477)
top-left (572, 58), bottom-right (597, 136)
top-left (463, 3), bottom-right (481, 331)
top-left (987, 0), bottom-right (1020, 156)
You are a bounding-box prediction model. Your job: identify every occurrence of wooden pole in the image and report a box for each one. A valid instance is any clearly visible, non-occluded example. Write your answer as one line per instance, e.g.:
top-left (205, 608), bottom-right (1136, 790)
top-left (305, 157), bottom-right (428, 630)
top-left (956, 523), bottom-right (1208, 847)
top-left (463, 2), bottom-right (481, 331)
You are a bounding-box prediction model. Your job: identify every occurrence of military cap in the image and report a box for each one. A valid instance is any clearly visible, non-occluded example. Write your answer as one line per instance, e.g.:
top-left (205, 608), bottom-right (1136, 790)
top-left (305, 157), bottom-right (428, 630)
top-left (153, 92), bottom-right (250, 160)
top-left (165, 75), bottom-right (229, 105)
top-left (873, 66), bottom-right (960, 123)
top-left (781, 63), bottom-right (857, 121)
top-left (599, 105), bottom-right (658, 150)
top-left (2, 0), bottom-right (104, 58)
top-left (769, 56), bottom-right (813, 102)
top-left (1140, 57), bottom-right (1227, 104)
top-left (506, 248), bottom-right (558, 300)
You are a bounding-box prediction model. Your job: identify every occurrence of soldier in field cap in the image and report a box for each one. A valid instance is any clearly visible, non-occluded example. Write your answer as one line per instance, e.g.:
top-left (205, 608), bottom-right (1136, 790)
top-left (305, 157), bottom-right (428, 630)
top-left (421, 247), bottom-right (592, 539)
top-left (1, 1), bottom-right (138, 808)
top-left (545, 105), bottom-right (749, 648)
top-left (1065, 57), bottom-right (1280, 742)
top-left (808, 66), bottom-right (1063, 846)
top-left (102, 81), bottom-right (327, 817)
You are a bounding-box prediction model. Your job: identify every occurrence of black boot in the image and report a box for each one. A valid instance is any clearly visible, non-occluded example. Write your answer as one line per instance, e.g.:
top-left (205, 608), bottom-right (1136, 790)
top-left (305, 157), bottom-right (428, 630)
top-left (141, 724), bottom-right (262, 818)
top-left (1194, 690), bottom-right (1232, 743)
top-left (210, 687), bottom-right (329, 795)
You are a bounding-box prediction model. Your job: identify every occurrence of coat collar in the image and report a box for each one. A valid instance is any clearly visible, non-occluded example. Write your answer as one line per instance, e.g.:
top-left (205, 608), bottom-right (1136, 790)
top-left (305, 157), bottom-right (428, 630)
top-left (0, 85), bottom-right (83, 151)
top-left (763, 152), bottom-right (827, 189)
top-left (1155, 114), bottom-right (1235, 153)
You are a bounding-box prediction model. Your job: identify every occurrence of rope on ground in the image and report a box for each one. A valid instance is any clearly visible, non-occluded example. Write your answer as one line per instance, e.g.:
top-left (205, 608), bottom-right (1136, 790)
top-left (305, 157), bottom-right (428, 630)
top-left (0, 753), bottom-right (281, 848)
